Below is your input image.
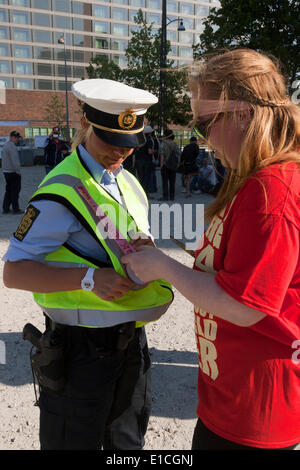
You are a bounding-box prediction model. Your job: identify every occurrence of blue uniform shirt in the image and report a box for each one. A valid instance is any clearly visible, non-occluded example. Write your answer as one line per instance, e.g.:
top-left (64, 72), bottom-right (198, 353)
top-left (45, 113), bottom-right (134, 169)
top-left (2, 144), bottom-right (129, 263)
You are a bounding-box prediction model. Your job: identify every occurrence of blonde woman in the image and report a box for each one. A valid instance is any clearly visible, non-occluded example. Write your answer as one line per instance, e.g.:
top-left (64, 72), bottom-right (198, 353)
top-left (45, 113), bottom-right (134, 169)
top-left (122, 49), bottom-right (300, 450)
top-left (3, 79), bottom-right (173, 450)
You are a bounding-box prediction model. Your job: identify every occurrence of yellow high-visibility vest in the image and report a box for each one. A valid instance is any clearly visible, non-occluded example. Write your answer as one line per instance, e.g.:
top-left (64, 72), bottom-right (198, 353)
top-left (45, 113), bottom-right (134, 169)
top-left (30, 147), bottom-right (173, 328)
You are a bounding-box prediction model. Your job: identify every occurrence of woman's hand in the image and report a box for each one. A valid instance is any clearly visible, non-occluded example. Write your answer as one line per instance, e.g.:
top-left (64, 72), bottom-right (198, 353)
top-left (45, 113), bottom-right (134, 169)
top-left (130, 232), bottom-right (156, 249)
top-left (93, 268), bottom-right (134, 301)
top-left (121, 246), bottom-right (167, 283)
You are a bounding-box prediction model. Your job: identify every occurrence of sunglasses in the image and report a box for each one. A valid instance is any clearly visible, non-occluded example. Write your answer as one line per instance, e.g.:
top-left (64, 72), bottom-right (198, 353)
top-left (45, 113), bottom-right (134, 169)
top-left (194, 113), bottom-right (224, 142)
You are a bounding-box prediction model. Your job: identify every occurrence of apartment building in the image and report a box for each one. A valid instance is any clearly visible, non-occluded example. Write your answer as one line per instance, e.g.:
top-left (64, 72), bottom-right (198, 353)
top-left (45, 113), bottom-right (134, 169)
top-left (0, 0), bottom-right (220, 137)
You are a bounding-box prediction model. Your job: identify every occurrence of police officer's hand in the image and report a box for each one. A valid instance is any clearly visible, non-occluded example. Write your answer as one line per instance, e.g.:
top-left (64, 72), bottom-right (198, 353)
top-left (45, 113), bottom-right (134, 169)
top-left (93, 268), bottom-right (134, 301)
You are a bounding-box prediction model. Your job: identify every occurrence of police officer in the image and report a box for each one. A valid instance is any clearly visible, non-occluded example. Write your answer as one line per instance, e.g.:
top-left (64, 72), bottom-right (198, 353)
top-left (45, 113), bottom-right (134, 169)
top-left (2, 79), bottom-right (173, 450)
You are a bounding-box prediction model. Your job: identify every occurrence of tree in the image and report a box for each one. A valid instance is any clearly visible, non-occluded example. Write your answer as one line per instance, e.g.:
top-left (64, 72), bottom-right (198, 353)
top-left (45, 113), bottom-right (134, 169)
top-left (44, 94), bottom-right (66, 128)
top-left (86, 55), bottom-right (123, 82)
top-left (193, 0), bottom-right (300, 90)
top-left (86, 10), bottom-right (192, 129)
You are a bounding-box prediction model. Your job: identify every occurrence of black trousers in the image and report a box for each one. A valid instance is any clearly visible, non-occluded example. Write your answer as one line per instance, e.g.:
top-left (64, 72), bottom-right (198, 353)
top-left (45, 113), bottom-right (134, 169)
top-left (39, 325), bottom-right (151, 450)
top-left (2, 172), bottom-right (21, 212)
top-left (161, 165), bottom-right (176, 200)
top-left (192, 418), bottom-right (299, 450)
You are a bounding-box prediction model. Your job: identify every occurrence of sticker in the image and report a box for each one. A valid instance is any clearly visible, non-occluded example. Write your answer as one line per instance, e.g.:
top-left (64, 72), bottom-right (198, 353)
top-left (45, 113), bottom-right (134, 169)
top-left (13, 204), bottom-right (40, 241)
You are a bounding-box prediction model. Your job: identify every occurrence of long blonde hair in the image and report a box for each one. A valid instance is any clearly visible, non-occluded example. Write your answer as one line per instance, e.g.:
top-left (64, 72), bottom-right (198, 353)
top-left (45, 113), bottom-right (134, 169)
top-left (190, 49), bottom-right (300, 220)
top-left (71, 123), bottom-right (93, 152)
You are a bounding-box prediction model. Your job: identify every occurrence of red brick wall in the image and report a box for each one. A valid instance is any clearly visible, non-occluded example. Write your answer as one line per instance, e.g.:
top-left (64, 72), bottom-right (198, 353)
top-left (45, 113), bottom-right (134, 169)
top-left (0, 89), bottom-right (82, 137)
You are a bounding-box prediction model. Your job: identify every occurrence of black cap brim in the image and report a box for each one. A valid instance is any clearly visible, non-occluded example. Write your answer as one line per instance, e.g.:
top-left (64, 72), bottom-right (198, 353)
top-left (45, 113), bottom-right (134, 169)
top-left (92, 126), bottom-right (146, 148)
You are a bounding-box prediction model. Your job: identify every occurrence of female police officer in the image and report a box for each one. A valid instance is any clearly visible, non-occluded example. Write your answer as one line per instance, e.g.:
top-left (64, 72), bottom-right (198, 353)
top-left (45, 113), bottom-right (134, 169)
top-left (3, 79), bottom-right (173, 450)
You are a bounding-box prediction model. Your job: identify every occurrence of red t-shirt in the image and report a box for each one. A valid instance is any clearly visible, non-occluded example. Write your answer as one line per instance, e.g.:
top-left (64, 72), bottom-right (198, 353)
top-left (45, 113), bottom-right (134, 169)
top-left (193, 162), bottom-right (300, 448)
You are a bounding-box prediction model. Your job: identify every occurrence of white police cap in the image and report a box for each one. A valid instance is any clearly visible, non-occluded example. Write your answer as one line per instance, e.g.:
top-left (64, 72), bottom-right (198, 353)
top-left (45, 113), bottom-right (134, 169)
top-left (72, 79), bottom-right (158, 148)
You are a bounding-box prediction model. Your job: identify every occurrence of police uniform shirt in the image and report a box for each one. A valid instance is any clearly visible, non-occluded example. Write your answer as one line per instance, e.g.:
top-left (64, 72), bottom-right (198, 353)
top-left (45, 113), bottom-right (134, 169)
top-left (2, 144), bottom-right (147, 264)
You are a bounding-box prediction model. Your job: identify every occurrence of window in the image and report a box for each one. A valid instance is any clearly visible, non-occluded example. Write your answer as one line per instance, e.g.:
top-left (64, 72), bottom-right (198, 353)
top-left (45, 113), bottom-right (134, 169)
top-left (73, 18), bottom-right (84, 31)
top-left (54, 0), bottom-right (70, 12)
top-left (54, 48), bottom-right (72, 61)
top-left (148, 0), bottom-right (161, 9)
top-left (72, 1), bottom-right (84, 14)
top-left (13, 28), bottom-right (30, 41)
top-left (181, 18), bottom-right (193, 29)
top-left (16, 78), bottom-right (33, 89)
top-left (94, 5), bottom-right (109, 18)
top-left (32, 0), bottom-right (50, 9)
top-left (167, 0), bottom-right (177, 13)
top-left (35, 63), bottom-right (53, 75)
top-left (12, 11), bottom-right (29, 25)
top-left (112, 0), bottom-right (127, 4)
top-left (111, 39), bottom-right (127, 51)
top-left (112, 8), bottom-right (127, 21)
top-left (129, 9), bottom-right (138, 22)
top-left (34, 30), bottom-right (52, 43)
top-left (56, 64), bottom-right (72, 77)
top-left (15, 62), bottom-right (32, 74)
top-left (179, 46), bottom-right (193, 59)
top-left (0, 78), bottom-right (11, 89)
top-left (56, 81), bottom-right (72, 91)
top-left (15, 45), bottom-right (31, 58)
top-left (37, 80), bottom-right (53, 90)
top-left (73, 34), bottom-right (84, 47)
top-left (0, 8), bottom-right (7, 22)
top-left (73, 50), bottom-right (84, 62)
top-left (95, 37), bottom-right (109, 49)
top-left (180, 3), bottom-right (194, 15)
top-left (195, 5), bottom-right (209, 17)
top-left (73, 66), bottom-right (85, 78)
top-left (0, 0), bottom-right (8, 4)
top-left (0, 43), bottom-right (9, 56)
top-left (112, 55), bottom-right (127, 67)
top-left (179, 31), bottom-right (193, 44)
top-left (54, 16), bottom-right (71, 30)
top-left (170, 45), bottom-right (177, 55)
top-left (195, 19), bottom-right (205, 31)
top-left (94, 21), bottom-right (109, 34)
top-left (34, 47), bottom-right (52, 60)
top-left (131, 0), bottom-right (144, 6)
top-left (32, 13), bottom-right (51, 28)
top-left (112, 23), bottom-right (128, 36)
top-left (0, 26), bottom-right (8, 40)
top-left (0, 60), bottom-right (9, 73)
top-left (12, 0), bottom-right (28, 5)
top-left (167, 29), bottom-right (177, 42)
top-left (147, 13), bottom-right (161, 25)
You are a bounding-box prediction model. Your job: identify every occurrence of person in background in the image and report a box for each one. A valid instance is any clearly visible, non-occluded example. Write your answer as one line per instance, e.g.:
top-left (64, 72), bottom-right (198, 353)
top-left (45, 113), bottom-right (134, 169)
top-left (44, 126), bottom-right (69, 174)
top-left (121, 48), bottom-right (300, 450)
top-left (190, 156), bottom-right (216, 194)
top-left (180, 136), bottom-right (200, 197)
top-left (134, 125), bottom-right (155, 198)
top-left (2, 130), bottom-right (23, 215)
top-left (159, 129), bottom-right (181, 201)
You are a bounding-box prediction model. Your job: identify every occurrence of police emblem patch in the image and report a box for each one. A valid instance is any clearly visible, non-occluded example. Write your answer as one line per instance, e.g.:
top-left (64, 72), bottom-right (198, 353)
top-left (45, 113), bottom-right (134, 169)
top-left (14, 204), bottom-right (40, 241)
top-left (118, 108), bottom-right (137, 130)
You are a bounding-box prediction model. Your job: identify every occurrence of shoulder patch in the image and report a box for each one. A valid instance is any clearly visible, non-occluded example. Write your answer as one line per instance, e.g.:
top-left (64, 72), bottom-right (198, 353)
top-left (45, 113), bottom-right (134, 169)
top-left (13, 204), bottom-right (40, 242)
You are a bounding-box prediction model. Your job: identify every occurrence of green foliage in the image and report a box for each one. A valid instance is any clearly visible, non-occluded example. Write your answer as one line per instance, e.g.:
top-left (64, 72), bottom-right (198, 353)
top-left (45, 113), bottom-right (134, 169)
top-left (86, 55), bottom-right (123, 82)
top-left (193, 0), bottom-right (300, 89)
top-left (86, 9), bottom-right (192, 128)
top-left (44, 94), bottom-right (66, 127)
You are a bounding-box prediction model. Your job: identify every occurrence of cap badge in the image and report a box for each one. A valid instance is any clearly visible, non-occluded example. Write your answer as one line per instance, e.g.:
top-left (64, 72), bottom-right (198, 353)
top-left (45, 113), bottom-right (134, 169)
top-left (118, 108), bottom-right (137, 130)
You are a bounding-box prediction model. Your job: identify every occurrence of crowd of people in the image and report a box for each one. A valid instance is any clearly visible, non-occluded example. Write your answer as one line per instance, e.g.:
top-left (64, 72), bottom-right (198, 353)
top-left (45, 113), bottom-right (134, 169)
top-left (126, 128), bottom-right (225, 201)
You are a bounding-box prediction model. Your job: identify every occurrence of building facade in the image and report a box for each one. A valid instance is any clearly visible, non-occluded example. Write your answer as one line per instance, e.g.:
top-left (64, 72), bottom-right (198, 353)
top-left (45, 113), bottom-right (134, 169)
top-left (0, 0), bottom-right (220, 137)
